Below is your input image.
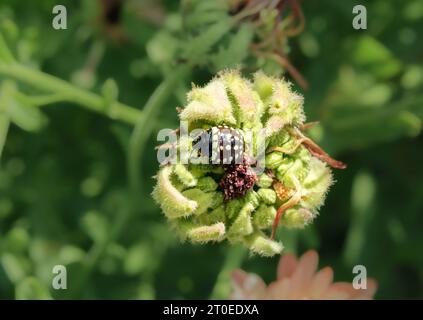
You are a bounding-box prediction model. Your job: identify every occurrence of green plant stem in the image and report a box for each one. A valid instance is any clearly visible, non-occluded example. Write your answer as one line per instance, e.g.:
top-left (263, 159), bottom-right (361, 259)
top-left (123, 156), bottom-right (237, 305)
top-left (0, 63), bottom-right (142, 125)
top-left (19, 93), bottom-right (69, 107)
top-left (128, 65), bottom-right (189, 193)
top-left (209, 246), bottom-right (247, 299)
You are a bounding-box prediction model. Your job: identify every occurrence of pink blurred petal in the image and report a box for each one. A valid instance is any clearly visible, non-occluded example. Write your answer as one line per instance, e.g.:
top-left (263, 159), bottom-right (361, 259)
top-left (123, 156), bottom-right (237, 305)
top-left (329, 282), bottom-right (357, 298)
top-left (308, 266), bottom-right (333, 299)
top-left (230, 269), bottom-right (267, 300)
top-left (287, 250), bottom-right (319, 299)
top-left (267, 279), bottom-right (291, 300)
top-left (350, 278), bottom-right (378, 300)
top-left (277, 253), bottom-right (298, 280)
top-left (365, 278), bottom-right (378, 296)
top-left (230, 251), bottom-right (378, 300)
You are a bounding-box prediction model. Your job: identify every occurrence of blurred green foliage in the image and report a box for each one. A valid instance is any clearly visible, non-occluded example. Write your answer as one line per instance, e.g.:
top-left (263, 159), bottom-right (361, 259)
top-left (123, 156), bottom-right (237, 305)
top-left (0, 0), bottom-right (422, 299)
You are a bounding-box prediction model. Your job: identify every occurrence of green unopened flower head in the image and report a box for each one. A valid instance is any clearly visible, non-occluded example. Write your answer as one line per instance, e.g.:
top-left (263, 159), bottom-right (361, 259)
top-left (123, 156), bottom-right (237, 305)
top-left (153, 70), bottom-right (346, 257)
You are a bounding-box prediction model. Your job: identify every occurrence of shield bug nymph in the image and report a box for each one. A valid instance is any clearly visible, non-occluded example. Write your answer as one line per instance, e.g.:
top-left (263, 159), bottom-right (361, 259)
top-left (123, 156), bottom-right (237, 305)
top-left (191, 125), bottom-right (245, 165)
top-left (191, 125), bottom-right (257, 201)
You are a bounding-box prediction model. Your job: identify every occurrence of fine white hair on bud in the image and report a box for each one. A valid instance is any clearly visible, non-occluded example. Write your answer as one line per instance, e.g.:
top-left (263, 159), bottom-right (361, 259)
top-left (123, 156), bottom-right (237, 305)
top-left (153, 70), bottom-right (346, 257)
top-left (180, 80), bottom-right (237, 126)
top-left (152, 166), bottom-right (198, 219)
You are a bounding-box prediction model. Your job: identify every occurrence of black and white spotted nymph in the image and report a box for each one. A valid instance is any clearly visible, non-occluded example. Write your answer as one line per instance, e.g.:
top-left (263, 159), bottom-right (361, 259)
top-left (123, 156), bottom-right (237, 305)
top-left (191, 125), bottom-right (245, 165)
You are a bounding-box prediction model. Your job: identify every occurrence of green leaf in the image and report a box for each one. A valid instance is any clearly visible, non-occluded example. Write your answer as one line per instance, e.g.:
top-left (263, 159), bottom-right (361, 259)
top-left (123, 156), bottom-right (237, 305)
top-left (184, 18), bottom-right (233, 65)
top-left (211, 23), bottom-right (254, 70)
top-left (1, 81), bottom-right (47, 132)
top-left (0, 32), bottom-right (15, 65)
top-left (81, 210), bottom-right (109, 244)
top-left (5, 227), bottom-right (30, 253)
top-left (401, 65), bottom-right (423, 89)
top-left (8, 93), bottom-right (48, 132)
top-left (326, 97), bottom-right (423, 151)
top-left (1, 253), bottom-right (28, 283)
top-left (146, 31), bottom-right (179, 66)
top-left (343, 171), bottom-right (376, 266)
top-left (123, 243), bottom-right (151, 275)
top-left (353, 36), bottom-right (402, 79)
top-left (15, 277), bottom-right (52, 300)
top-left (182, 0), bottom-right (229, 29)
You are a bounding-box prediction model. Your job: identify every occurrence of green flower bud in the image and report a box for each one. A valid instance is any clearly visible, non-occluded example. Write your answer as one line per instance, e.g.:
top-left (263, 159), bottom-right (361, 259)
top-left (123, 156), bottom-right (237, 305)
top-left (268, 81), bottom-right (305, 126)
top-left (170, 173), bottom-right (187, 192)
top-left (282, 207), bottom-right (314, 228)
top-left (253, 204), bottom-right (276, 229)
top-left (210, 192), bottom-right (224, 209)
top-left (256, 173), bottom-right (273, 188)
top-left (226, 198), bottom-right (244, 221)
top-left (198, 205), bottom-right (226, 225)
top-left (275, 160), bottom-right (294, 181)
top-left (244, 232), bottom-right (283, 257)
top-left (189, 164), bottom-right (224, 177)
top-left (257, 188), bottom-right (277, 204)
top-left (253, 71), bottom-right (274, 101)
top-left (265, 115), bottom-right (289, 138)
top-left (177, 220), bottom-right (225, 243)
top-left (302, 157), bottom-right (333, 210)
top-left (180, 80), bottom-right (237, 126)
top-left (227, 206), bottom-right (254, 239)
top-left (266, 130), bottom-right (291, 149)
top-left (283, 159), bottom-right (309, 187)
top-left (152, 166), bottom-right (197, 219)
top-left (188, 165), bottom-right (208, 178)
top-left (182, 188), bottom-right (215, 215)
top-left (266, 152), bottom-right (284, 169)
top-left (245, 190), bottom-right (260, 208)
top-left (174, 164), bottom-right (197, 187)
top-left (222, 70), bottom-right (257, 128)
top-left (153, 70), bottom-right (345, 257)
top-left (197, 176), bottom-right (218, 192)
top-left (228, 195), bottom-right (259, 239)
top-left (276, 158), bottom-right (308, 189)
top-left (296, 145), bottom-right (311, 162)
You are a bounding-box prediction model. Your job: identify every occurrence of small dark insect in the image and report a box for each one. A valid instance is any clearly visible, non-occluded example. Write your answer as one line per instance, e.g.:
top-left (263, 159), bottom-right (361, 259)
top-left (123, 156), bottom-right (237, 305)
top-left (191, 125), bottom-right (245, 165)
top-left (192, 125), bottom-right (257, 201)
